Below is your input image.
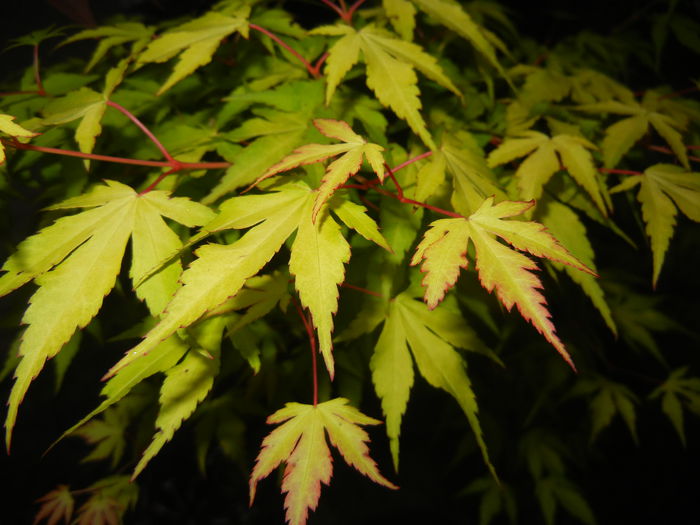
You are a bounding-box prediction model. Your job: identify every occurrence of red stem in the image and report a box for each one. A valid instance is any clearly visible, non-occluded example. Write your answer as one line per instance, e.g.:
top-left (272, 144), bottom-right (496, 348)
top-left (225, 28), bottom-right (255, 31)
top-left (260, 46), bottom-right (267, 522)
top-left (599, 168), bottom-right (642, 175)
top-left (139, 168), bottom-right (177, 195)
top-left (658, 86), bottom-right (700, 100)
top-left (646, 144), bottom-right (700, 163)
top-left (293, 298), bottom-right (318, 406)
top-left (392, 151), bottom-right (433, 173)
top-left (311, 52), bottom-right (329, 76)
top-left (106, 100), bottom-right (175, 162)
top-left (319, 0), bottom-right (345, 17)
top-left (5, 140), bottom-right (230, 170)
top-left (340, 282), bottom-right (384, 298)
top-left (0, 90), bottom-right (42, 97)
top-left (249, 24), bottom-right (320, 78)
top-left (33, 44), bottom-right (46, 96)
top-left (385, 163), bottom-right (465, 218)
top-left (346, 0), bottom-right (367, 20)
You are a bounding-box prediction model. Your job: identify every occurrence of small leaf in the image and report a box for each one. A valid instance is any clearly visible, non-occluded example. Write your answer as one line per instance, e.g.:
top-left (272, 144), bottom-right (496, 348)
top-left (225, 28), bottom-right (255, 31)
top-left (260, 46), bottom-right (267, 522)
top-left (0, 113), bottom-right (39, 164)
top-left (138, 9), bottom-right (250, 94)
top-left (249, 398), bottom-right (397, 525)
top-left (34, 485), bottom-right (74, 525)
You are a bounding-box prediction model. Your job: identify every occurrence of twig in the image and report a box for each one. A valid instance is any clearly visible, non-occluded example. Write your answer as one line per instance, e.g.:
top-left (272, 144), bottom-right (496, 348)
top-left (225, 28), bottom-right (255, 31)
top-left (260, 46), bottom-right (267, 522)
top-left (293, 297), bottom-right (319, 406)
top-left (249, 24), bottom-right (320, 78)
top-left (106, 100), bottom-right (175, 162)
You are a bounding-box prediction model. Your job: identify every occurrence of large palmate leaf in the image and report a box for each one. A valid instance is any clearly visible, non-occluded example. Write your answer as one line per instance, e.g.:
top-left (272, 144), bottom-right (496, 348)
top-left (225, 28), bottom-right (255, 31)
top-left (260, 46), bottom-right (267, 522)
top-left (137, 7), bottom-right (250, 94)
top-left (249, 398), bottom-right (397, 525)
top-left (0, 180), bottom-right (213, 447)
top-left (108, 180), bottom-right (387, 380)
top-left (0, 113), bottom-right (38, 164)
top-left (313, 24), bottom-right (460, 149)
top-left (577, 91), bottom-right (691, 168)
top-left (487, 130), bottom-right (608, 214)
top-left (411, 197), bottom-right (595, 368)
top-left (610, 164), bottom-right (700, 287)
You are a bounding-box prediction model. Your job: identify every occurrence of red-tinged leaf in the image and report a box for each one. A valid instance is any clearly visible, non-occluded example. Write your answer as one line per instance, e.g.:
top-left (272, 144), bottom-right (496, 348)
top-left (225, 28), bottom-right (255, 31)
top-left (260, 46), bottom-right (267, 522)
top-left (250, 119), bottom-right (385, 220)
top-left (34, 485), bottom-right (74, 525)
top-left (412, 197), bottom-right (594, 368)
top-left (469, 226), bottom-right (575, 369)
top-left (410, 219), bottom-right (470, 309)
top-left (250, 398), bottom-right (396, 525)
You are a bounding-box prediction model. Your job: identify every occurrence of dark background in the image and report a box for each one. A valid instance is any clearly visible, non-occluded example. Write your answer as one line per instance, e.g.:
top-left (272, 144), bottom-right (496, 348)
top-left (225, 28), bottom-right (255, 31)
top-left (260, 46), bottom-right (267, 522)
top-left (1, 1), bottom-right (700, 524)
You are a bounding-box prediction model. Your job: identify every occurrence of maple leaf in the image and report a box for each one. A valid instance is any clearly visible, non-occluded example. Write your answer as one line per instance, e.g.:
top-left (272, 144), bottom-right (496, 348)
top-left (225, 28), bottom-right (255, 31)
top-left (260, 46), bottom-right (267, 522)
top-left (253, 118), bottom-right (385, 222)
top-left (410, 0), bottom-right (508, 81)
top-left (536, 199), bottom-right (616, 334)
top-left (0, 113), bottom-right (39, 164)
top-left (0, 180), bottom-right (213, 447)
top-left (571, 376), bottom-right (639, 443)
top-left (53, 336), bottom-right (189, 450)
top-left (205, 80), bottom-right (325, 202)
top-left (487, 130), bottom-right (608, 215)
top-left (73, 406), bottom-right (127, 468)
top-left (41, 87), bottom-right (107, 157)
top-left (137, 7), bottom-right (250, 95)
top-left (610, 164), bottom-right (700, 287)
top-left (60, 22), bottom-right (154, 72)
top-left (650, 367), bottom-right (700, 447)
top-left (383, 0), bottom-right (416, 40)
top-left (34, 485), bottom-right (74, 525)
top-left (369, 292), bottom-right (495, 473)
top-left (74, 476), bottom-right (137, 525)
top-left (249, 398), bottom-right (397, 525)
top-left (577, 91), bottom-right (691, 168)
top-left (312, 24), bottom-right (460, 149)
top-left (411, 197), bottom-right (596, 368)
top-left (132, 317), bottom-right (224, 479)
top-left (109, 181), bottom-right (386, 380)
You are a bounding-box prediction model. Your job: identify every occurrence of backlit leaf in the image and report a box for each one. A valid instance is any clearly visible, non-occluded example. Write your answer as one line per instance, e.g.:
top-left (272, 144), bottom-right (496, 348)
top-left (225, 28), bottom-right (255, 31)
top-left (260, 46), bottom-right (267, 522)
top-left (249, 398), bottom-right (397, 525)
top-left (412, 197), bottom-right (595, 368)
top-left (138, 9), bottom-right (250, 95)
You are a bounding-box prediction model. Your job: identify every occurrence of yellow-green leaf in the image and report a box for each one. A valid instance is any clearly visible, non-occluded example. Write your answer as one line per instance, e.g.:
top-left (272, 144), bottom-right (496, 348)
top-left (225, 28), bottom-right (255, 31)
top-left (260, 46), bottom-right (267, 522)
top-left (411, 0), bottom-right (507, 80)
top-left (330, 198), bottom-right (392, 251)
top-left (132, 317), bottom-right (224, 479)
top-left (290, 202), bottom-right (351, 378)
top-left (250, 398), bottom-right (396, 525)
top-left (106, 186), bottom-right (311, 377)
top-left (138, 9), bottom-right (250, 95)
top-left (0, 114), bottom-right (38, 164)
top-left (412, 197), bottom-right (595, 368)
top-left (370, 293), bottom-right (495, 476)
top-left (252, 119), bottom-right (385, 219)
top-left (633, 164), bottom-right (700, 286)
top-left (383, 0), bottom-right (416, 40)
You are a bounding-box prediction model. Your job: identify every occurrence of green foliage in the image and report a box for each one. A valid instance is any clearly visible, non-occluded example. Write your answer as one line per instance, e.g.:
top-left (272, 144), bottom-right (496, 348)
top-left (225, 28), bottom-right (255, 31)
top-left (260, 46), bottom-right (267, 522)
top-left (0, 1), bottom-right (699, 524)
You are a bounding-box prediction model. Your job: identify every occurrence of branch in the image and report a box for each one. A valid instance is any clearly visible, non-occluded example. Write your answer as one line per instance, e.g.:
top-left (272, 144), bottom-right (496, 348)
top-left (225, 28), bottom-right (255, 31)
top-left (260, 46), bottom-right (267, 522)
top-left (33, 44), bottom-right (46, 96)
top-left (106, 100), bottom-right (175, 162)
top-left (599, 168), bottom-right (643, 175)
top-left (646, 144), bottom-right (700, 163)
top-left (293, 297), bottom-right (319, 406)
top-left (5, 139), bottom-right (230, 170)
top-left (249, 24), bottom-right (320, 78)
